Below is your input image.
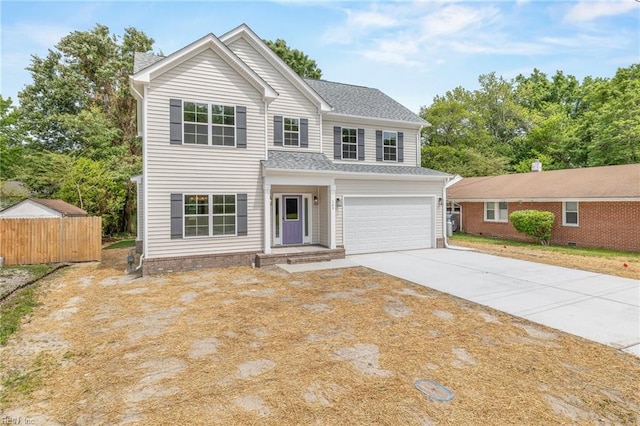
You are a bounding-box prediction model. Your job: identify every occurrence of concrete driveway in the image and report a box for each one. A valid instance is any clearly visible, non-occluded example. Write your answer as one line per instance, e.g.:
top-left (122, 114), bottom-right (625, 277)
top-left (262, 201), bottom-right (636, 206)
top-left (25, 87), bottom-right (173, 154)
top-left (348, 248), bottom-right (640, 356)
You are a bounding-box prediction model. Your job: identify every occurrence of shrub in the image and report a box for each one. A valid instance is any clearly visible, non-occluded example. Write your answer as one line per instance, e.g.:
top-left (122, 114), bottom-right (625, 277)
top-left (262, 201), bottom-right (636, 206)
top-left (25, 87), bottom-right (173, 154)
top-left (509, 210), bottom-right (555, 245)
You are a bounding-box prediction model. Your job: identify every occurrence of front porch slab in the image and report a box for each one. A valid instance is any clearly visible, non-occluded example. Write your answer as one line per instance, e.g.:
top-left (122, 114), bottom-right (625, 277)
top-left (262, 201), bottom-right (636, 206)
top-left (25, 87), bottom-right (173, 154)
top-left (255, 246), bottom-right (345, 267)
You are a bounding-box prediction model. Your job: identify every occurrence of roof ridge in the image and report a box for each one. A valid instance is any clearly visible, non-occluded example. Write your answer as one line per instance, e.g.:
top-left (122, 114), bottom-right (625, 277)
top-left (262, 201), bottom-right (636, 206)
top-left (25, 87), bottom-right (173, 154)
top-left (305, 78), bottom-right (377, 91)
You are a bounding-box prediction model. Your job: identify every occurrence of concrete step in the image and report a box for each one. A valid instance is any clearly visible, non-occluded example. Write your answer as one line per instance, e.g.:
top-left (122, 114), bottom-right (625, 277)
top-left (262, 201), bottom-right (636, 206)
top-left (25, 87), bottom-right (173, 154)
top-left (286, 255), bottom-right (333, 264)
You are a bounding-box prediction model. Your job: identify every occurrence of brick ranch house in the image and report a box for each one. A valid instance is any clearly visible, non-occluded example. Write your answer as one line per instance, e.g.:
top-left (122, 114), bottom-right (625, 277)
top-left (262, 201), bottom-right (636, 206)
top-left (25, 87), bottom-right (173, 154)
top-left (446, 163), bottom-right (640, 252)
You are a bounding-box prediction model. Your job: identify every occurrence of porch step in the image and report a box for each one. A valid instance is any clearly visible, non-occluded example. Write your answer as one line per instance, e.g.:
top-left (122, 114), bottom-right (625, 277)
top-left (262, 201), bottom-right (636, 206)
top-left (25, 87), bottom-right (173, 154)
top-left (255, 247), bottom-right (345, 268)
top-left (286, 255), bottom-right (333, 264)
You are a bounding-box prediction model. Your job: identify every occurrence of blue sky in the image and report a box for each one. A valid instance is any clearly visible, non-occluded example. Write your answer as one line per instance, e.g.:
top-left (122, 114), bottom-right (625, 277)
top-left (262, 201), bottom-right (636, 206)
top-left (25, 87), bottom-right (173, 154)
top-left (1, 1), bottom-right (638, 112)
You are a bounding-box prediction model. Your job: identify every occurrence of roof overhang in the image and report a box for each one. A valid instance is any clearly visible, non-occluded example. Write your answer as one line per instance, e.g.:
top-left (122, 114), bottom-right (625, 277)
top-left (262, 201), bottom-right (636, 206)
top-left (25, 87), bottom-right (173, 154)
top-left (324, 112), bottom-right (426, 129)
top-left (130, 32), bottom-right (278, 103)
top-left (448, 197), bottom-right (640, 203)
top-left (263, 165), bottom-right (450, 182)
top-left (220, 24), bottom-right (332, 113)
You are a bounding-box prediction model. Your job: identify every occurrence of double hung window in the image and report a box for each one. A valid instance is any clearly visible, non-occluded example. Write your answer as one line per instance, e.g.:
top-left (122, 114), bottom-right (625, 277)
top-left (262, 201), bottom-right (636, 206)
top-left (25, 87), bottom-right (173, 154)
top-left (183, 101), bottom-right (236, 146)
top-left (485, 201), bottom-right (508, 222)
top-left (383, 131), bottom-right (397, 161)
top-left (342, 128), bottom-right (357, 160)
top-left (184, 194), bottom-right (236, 237)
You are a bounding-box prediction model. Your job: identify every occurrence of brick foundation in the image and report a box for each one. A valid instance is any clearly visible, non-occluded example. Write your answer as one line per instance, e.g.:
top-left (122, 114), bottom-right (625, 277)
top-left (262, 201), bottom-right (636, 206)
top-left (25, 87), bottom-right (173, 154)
top-left (458, 201), bottom-right (640, 252)
top-left (142, 251), bottom-right (257, 275)
top-left (135, 240), bottom-right (143, 254)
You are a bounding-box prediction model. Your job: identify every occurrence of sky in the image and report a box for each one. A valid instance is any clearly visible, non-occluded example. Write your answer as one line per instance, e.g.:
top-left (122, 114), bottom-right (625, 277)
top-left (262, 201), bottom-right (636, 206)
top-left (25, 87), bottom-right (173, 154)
top-left (1, 0), bottom-right (638, 113)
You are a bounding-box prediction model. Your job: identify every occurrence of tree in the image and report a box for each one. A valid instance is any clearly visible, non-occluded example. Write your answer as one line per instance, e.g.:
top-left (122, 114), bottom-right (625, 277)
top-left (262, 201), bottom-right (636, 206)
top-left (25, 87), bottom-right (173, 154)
top-left (509, 210), bottom-right (555, 245)
top-left (16, 24), bottom-right (155, 233)
top-left (264, 39), bottom-right (322, 79)
top-left (0, 96), bottom-right (26, 181)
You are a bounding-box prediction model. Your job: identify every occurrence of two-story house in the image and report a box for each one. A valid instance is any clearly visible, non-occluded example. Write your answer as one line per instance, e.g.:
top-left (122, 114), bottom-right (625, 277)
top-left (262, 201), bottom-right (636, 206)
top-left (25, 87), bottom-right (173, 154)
top-left (130, 24), bottom-right (451, 275)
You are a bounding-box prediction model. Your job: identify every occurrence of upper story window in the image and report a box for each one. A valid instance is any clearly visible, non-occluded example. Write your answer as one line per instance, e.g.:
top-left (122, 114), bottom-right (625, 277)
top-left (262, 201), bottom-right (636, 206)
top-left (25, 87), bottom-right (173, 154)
top-left (183, 102), bottom-right (209, 145)
top-left (182, 101), bottom-right (236, 147)
top-left (170, 98), bottom-right (246, 148)
top-left (342, 128), bottom-right (357, 160)
top-left (485, 201), bottom-right (508, 222)
top-left (211, 105), bottom-right (235, 146)
top-left (383, 131), bottom-right (397, 161)
top-left (563, 201), bottom-right (579, 226)
top-left (284, 118), bottom-right (300, 146)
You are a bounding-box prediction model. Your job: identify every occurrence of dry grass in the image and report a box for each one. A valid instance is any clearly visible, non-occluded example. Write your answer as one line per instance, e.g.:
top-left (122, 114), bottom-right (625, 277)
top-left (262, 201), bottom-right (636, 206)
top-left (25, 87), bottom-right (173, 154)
top-left (1, 248), bottom-right (639, 425)
top-left (449, 237), bottom-right (639, 280)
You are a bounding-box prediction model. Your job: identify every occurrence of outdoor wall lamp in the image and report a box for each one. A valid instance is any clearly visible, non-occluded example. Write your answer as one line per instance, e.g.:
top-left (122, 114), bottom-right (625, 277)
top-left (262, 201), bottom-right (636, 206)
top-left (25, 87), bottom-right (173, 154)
top-left (336, 197), bottom-right (342, 207)
top-left (313, 196), bottom-right (318, 205)
top-left (438, 197), bottom-right (443, 206)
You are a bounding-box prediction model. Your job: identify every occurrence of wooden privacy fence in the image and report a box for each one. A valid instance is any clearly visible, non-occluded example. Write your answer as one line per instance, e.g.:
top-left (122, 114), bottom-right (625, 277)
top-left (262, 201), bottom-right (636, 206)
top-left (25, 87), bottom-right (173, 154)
top-left (0, 217), bottom-right (102, 265)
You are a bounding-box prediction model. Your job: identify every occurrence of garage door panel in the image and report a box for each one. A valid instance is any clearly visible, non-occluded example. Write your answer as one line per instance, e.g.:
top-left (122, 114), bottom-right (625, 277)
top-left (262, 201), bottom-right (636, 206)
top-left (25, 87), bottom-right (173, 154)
top-left (344, 197), bottom-right (432, 255)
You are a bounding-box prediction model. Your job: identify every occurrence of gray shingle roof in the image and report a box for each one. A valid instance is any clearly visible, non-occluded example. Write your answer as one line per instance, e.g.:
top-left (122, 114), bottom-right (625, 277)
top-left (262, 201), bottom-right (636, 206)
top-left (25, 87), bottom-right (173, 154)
top-left (304, 79), bottom-right (427, 124)
top-left (263, 150), bottom-right (449, 177)
top-left (133, 52), bottom-right (164, 74)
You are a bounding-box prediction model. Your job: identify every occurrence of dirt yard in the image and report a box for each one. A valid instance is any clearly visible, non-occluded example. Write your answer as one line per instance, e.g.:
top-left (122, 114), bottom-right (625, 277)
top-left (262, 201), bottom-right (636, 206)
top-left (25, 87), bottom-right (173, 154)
top-left (1, 248), bottom-right (639, 425)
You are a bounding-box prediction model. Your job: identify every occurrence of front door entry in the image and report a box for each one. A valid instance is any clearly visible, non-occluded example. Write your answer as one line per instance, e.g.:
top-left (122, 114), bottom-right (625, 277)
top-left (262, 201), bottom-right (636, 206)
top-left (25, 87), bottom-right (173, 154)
top-left (282, 195), bottom-right (303, 244)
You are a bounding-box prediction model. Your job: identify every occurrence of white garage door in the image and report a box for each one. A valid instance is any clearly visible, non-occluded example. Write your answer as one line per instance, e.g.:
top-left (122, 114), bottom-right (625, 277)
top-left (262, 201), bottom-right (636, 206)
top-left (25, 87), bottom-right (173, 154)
top-left (343, 197), bottom-right (433, 255)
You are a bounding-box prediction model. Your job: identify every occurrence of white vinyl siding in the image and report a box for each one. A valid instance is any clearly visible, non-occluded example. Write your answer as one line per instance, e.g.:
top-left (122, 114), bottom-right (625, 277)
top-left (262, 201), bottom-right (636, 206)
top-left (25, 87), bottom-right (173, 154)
top-left (335, 179), bottom-right (443, 247)
top-left (144, 49), bottom-right (265, 259)
top-left (227, 37), bottom-right (321, 151)
top-left (322, 118), bottom-right (420, 166)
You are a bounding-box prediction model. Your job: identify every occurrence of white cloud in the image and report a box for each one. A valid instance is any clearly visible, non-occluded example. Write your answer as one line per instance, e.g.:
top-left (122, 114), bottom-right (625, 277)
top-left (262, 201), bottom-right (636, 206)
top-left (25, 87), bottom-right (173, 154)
top-left (420, 5), bottom-right (500, 38)
top-left (564, 0), bottom-right (638, 23)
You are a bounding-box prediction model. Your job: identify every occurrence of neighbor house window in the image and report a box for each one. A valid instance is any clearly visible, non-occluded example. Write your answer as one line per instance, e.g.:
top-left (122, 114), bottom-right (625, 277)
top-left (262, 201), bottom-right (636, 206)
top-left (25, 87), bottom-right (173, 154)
top-left (183, 102), bottom-right (209, 145)
top-left (184, 195), bottom-right (210, 236)
top-left (284, 118), bottom-right (300, 146)
top-left (212, 195), bottom-right (236, 236)
top-left (485, 201), bottom-right (508, 222)
top-left (383, 131), bottom-right (397, 161)
top-left (342, 128), bottom-right (357, 160)
top-left (563, 201), bottom-right (579, 226)
top-left (183, 101), bottom-right (236, 146)
top-left (211, 104), bottom-right (235, 146)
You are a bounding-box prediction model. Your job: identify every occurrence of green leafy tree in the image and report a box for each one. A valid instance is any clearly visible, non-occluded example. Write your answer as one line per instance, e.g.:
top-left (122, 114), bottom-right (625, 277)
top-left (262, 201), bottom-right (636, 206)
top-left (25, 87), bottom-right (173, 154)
top-left (509, 210), bottom-right (555, 245)
top-left (17, 24), bottom-right (154, 233)
top-left (56, 157), bottom-right (126, 235)
top-left (0, 96), bottom-right (26, 181)
top-left (264, 39), bottom-right (322, 79)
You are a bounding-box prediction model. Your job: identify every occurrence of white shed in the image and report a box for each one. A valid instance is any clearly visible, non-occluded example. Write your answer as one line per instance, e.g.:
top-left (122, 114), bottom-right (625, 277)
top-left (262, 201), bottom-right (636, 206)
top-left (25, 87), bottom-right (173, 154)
top-left (0, 198), bottom-right (88, 218)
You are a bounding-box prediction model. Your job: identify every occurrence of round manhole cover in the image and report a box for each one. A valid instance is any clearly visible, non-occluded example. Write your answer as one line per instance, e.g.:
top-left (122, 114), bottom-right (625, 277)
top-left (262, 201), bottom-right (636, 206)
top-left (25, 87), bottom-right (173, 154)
top-left (414, 379), bottom-right (454, 402)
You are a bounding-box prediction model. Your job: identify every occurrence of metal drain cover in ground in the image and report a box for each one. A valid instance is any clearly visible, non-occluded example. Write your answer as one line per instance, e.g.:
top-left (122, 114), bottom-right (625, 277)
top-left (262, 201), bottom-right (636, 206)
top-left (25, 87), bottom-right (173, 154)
top-left (414, 379), bottom-right (454, 402)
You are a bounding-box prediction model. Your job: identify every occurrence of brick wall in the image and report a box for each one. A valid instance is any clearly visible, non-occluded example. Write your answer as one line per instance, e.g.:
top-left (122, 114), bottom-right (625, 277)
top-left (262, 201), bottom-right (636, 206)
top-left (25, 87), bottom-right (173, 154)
top-left (459, 201), bottom-right (640, 252)
top-left (142, 251), bottom-right (257, 275)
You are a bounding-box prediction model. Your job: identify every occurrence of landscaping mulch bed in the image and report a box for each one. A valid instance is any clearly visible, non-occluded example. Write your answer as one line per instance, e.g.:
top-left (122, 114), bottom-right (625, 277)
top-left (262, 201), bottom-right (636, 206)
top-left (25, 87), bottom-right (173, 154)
top-left (1, 248), bottom-right (639, 425)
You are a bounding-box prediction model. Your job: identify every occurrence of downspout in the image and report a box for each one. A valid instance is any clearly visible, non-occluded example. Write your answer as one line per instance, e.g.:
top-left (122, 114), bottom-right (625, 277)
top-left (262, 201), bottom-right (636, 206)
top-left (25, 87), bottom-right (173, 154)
top-left (442, 178), bottom-right (450, 248)
top-left (264, 100), bottom-right (269, 160)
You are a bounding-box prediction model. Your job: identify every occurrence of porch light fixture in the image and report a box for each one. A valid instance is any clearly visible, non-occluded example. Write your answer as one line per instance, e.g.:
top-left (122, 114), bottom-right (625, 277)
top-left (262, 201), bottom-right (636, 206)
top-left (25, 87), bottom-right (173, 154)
top-left (313, 196), bottom-right (318, 205)
top-left (336, 197), bottom-right (341, 207)
top-left (438, 197), bottom-right (443, 206)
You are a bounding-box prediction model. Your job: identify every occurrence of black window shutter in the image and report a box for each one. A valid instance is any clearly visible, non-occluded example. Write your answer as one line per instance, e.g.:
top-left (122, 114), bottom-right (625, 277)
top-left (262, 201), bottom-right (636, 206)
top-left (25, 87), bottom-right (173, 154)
top-left (274, 116), bottom-right (283, 146)
top-left (237, 193), bottom-right (248, 236)
top-left (376, 130), bottom-right (383, 161)
top-left (300, 118), bottom-right (308, 148)
top-left (398, 132), bottom-right (404, 162)
top-left (236, 106), bottom-right (247, 148)
top-left (333, 126), bottom-right (342, 159)
top-left (170, 193), bottom-right (183, 239)
top-left (357, 128), bottom-right (365, 161)
top-left (170, 99), bottom-right (182, 144)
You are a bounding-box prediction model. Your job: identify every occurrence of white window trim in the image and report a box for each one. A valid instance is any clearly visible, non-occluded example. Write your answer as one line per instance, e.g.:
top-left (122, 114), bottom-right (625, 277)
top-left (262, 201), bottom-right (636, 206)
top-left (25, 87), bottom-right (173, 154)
top-left (272, 193), bottom-right (313, 245)
top-left (211, 104), bottom-right (236, 147)
top-left (183, 194), bottom-right (210, 238)
top-left (562, 201), bottom-right (579, 227)
top-left (484, 201), bottom-right (508, 223)
top-left (341, 127), bottom-right (358, 161)
top-left (182, 99), bottom-right (237, 147)
top-left (183, 193), bottom-right (238, 238)
top-left (382, 130), bottom-right (398, 162)
top-left (283, 117), bottom-right (300, 147)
